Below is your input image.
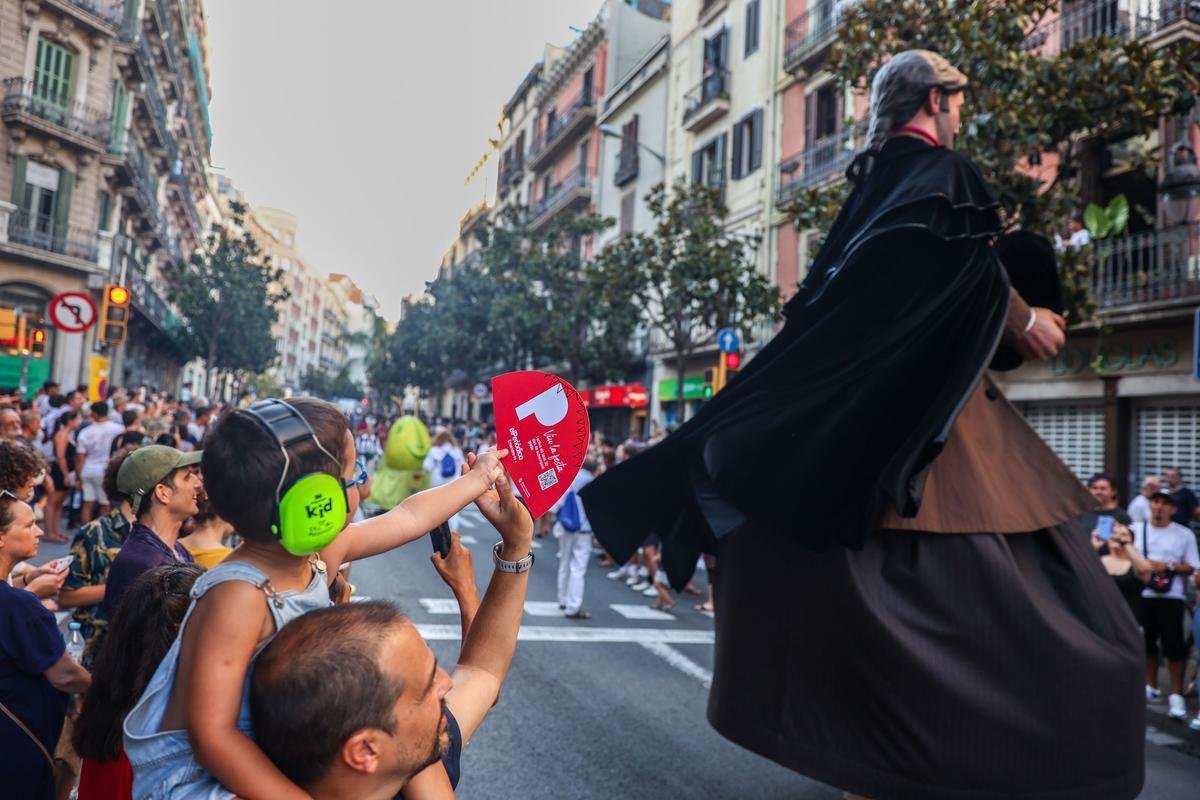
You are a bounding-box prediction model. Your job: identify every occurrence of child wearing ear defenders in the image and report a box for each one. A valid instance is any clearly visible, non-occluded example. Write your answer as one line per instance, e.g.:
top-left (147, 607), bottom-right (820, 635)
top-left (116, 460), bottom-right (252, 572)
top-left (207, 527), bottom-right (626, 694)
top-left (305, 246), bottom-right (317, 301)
top-left (122, 397), bottom-right (507, 800)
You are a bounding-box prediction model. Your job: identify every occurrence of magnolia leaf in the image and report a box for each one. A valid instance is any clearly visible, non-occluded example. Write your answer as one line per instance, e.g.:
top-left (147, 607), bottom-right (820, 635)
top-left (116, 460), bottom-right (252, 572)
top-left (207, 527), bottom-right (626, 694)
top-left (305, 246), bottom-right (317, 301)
top-left (1084, 203), bottom-right (1111, 239)
top-left (1106, 194), bottom-right (1129, 235)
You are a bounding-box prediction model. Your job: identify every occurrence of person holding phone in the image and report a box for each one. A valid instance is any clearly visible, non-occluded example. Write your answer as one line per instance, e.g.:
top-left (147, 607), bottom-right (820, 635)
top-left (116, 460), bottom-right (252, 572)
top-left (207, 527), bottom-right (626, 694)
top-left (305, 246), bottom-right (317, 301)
top-left (1092, 521), bottom-right (1153, 623)
top-left (1080, 473), bottom-right (1132, 538)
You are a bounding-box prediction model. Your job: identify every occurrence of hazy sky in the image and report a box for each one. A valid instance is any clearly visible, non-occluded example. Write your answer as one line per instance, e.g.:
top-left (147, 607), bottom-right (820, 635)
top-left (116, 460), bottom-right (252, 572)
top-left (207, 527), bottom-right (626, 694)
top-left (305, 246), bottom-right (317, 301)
top-left (204, 0), bottom-right (602, 319)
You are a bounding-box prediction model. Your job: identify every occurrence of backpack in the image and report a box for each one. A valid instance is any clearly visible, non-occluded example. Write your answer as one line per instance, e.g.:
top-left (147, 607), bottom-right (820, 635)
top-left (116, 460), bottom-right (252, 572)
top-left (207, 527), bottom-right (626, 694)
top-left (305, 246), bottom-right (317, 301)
top-left (558, 490), bottom-right (582, 533)
top-left (440, 451), bottom-right (456, 479)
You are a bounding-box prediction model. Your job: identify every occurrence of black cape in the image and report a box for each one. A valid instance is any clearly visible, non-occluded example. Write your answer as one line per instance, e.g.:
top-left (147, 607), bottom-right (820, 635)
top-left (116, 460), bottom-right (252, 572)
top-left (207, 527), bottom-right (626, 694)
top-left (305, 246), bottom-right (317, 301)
top-left (581, 137), bottom-right (1010, 586)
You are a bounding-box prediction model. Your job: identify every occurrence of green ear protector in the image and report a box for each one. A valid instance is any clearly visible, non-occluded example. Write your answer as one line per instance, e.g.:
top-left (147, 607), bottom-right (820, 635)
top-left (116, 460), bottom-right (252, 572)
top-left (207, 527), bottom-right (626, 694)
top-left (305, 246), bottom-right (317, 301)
top-left (244, 399), bottom-right (348, 556)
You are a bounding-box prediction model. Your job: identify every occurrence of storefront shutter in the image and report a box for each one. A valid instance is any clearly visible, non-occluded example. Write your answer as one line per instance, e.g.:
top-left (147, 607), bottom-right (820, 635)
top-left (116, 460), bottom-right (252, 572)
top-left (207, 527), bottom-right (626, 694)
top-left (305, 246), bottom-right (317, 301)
top-left (1019, 402), bottom-right (1105, 480)
top-left (1134, 403), bottom-right (1200, 485)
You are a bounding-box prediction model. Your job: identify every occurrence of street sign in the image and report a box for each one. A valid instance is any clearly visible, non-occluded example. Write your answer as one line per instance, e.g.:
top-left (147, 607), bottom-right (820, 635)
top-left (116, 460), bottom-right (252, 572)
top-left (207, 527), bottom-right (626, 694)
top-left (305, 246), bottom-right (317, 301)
top-left (473, 382), bottom-right (488, 399)
top-left (49, 292), bottom-right (97, 333)
top-left (717, 327), bottom-right (740, 354)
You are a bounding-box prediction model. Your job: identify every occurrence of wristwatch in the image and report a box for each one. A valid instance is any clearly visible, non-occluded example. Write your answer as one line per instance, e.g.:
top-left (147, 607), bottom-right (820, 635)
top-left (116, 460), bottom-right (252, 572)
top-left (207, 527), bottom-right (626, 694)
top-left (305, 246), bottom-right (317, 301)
top-left (492, 542), bottom-right (534, 574)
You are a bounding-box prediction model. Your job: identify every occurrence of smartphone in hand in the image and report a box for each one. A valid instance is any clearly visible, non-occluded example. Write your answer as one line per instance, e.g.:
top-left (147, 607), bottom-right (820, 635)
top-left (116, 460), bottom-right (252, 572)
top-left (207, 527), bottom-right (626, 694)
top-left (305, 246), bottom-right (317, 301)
top-left (50, 555), bottom-right (75, 573)
top-left (429, 521), bottom-right (452, 559)
top-left (1096, 515), bottom-right (1114, 541)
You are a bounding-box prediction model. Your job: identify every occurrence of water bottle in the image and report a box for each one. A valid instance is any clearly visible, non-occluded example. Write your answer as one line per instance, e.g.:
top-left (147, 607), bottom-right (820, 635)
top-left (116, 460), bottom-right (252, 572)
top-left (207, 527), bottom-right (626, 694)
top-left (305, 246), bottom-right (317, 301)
top-left (65, 622), bottom-right (84, 663)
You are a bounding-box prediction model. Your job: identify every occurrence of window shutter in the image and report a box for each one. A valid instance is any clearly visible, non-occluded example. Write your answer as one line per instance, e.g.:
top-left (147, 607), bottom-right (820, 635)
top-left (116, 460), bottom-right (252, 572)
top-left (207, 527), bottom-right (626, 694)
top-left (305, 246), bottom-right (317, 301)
top-left (804, 91), bottom-right (817, 150)
top-left (692, 148), bottom-right (703, 183)
top-left (10, 155), bottom-right (27, 208)
top-left (98, 191), bottom-right (111, 232)
top-left (53, 169), bottom-right (74, 238)
top-left (749, 108), bottom-right (764, 172)
top-left (718, 29), bottom-right (729, 70)
top-left (620, 191), bottom-right (635, 234)
top-left (745, 1), bottom-right (760, 57)
top-left (717, 132), bottom-right (728, 184)
top-left (731, 120), bottom-right (744, 179)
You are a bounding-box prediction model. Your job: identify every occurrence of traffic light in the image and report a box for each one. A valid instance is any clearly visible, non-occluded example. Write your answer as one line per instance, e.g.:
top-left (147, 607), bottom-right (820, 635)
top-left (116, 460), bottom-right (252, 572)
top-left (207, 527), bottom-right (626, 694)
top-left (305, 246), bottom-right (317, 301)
top-left (100, 284), bottom-right (131, 346)
top-left (722, 350), bottom-right (742, 388)
top-left (28, 326), bottom-right (46, 358)
top-left (702, 368), bottom-right (715, 399)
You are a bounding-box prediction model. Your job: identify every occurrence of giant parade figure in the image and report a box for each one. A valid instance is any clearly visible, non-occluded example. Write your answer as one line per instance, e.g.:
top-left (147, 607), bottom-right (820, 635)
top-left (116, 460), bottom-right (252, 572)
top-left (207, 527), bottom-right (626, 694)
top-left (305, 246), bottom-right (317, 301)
top-left (581, 51), bottom-right (1143, 800)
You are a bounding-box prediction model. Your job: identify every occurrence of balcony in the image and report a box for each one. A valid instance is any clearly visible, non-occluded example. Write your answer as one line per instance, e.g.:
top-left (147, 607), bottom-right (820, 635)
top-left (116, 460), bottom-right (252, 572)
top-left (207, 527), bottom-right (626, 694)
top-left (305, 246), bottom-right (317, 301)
top-left (169, 173), bottom-right (204, 239)
top-left (775, 121), bottom-right (867, 205)
top-left (683, 69), bottom-right (730, 133)
top-left (1087, 223), bottom-right (1200, 316)
top-left (527, 89), bottom-right (597, 172)
top-left (113, 239), bottom-right (175, 334)
top-left (44, 0), bottom-right (123, 35)
top-left (614, 147), bottom-right (639, 187)
top-left (6, 209), bottom-right (100, 263)
top-left (528, 166), bottom-right (591, 233)
top-left (0, 78), bottom-right (109, 152)
top-left (133, 70), bottom-right (171, 151)
top-left (699, 0), bottom-right (729, 25)
top-left (117, 22), bottom-right (155, 84)
top-left (499, 159), bottom-right (523, 198)
top-left (1022, 0), bottom-right (1199, 55)
top-left (783, 0), bottom-right (856, 73)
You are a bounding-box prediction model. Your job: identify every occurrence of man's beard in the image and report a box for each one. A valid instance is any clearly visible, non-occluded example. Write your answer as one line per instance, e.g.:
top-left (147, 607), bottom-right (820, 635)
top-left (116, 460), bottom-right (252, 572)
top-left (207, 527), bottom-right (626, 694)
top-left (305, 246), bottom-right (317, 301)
top-left (412, 700), bottom-right (450, 776)
top-left (934, 112), bottom-right (956, 149)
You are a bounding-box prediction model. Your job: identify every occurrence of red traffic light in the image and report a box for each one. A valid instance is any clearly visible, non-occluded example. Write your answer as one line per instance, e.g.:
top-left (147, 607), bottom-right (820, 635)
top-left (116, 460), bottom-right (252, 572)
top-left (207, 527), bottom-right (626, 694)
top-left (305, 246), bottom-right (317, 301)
top-left (107, 286), bottom-right (130, 305)
top-left (724, 352), bottom-right (741, 370)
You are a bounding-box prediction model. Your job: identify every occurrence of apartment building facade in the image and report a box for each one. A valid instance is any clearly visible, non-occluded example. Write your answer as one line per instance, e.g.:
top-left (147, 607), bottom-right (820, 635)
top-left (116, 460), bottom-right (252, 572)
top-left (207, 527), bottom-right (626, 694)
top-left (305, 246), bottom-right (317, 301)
top-left (0, 0), bottom-right (213, 394)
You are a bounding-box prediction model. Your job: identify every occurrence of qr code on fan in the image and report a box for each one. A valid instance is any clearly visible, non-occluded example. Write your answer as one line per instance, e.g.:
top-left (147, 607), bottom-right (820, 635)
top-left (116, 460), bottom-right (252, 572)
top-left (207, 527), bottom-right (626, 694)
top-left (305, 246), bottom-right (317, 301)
top-left (537, 469), bottom-right (558, 490)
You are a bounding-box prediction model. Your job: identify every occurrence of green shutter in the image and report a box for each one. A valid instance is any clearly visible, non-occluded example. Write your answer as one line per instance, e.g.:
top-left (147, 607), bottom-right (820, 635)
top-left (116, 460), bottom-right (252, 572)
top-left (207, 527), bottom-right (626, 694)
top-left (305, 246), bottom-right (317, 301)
top-left (110, 80), bottom-right (128, 151)
top-left (53, 170), bottom-right (74, 238)
top-left (34, 38), bottom-right (74, 108)
top-left (98, 191), bottom-right (111, 232)
top-left (11, 155), bottom-right (27, 207)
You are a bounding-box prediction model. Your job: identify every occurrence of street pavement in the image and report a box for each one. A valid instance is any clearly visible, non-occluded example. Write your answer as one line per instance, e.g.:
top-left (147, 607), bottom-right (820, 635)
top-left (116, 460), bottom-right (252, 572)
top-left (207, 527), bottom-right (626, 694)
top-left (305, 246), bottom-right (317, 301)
top-left (29, 507), bottom-right (1200, 799)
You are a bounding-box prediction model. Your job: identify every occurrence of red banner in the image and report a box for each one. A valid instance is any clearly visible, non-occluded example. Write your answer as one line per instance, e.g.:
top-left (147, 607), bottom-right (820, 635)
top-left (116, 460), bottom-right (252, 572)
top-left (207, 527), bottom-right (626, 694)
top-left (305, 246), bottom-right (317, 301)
top-left (579, 382), bottom-right (649, 409)
top-left (492, 371), bottom-right (589, 520)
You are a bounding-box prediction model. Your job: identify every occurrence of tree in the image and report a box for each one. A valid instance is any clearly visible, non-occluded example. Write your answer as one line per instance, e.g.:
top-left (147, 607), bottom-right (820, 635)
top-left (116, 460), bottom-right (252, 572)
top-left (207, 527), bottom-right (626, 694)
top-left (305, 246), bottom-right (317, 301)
top-left (166, 202), bottom-right (289, 396)
top-left (597, 180), bottom-right (781, 420)
top-left (785, 0), bottom-right (1198, 320)
top-left (300, 364), bottom-right (362, 400)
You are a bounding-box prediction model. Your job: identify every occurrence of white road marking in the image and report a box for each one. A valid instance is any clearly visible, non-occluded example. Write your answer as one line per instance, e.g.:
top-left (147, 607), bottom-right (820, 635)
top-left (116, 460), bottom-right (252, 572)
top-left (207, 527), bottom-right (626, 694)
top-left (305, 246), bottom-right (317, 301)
top-left (459, 534), bottom-right (479, 545)
top-left (415, 624), bottom-right (714, 644)
top-left (610, 604), bottom-right (675, 621)
top-left (418, 598), bottom-right (461, 615)
top-left (523, 601), bottom-right (566, 617)
top-left (531, 539), bottom-right (542, 549)
top-left (639, 641), bottom-right (713, 689)
top-left (1145, 726), bottom-right (1185, 747)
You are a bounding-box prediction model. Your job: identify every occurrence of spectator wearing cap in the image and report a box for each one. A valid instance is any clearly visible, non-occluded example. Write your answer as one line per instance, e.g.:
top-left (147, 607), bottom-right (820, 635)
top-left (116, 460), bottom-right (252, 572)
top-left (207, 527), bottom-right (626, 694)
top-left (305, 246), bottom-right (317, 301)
top-left (1132, 490), bottom-right (1200, 720)
top-left (96, 446), bottom-right (202, 628)
top-left (1163, 467), bottom-right (1200, 527)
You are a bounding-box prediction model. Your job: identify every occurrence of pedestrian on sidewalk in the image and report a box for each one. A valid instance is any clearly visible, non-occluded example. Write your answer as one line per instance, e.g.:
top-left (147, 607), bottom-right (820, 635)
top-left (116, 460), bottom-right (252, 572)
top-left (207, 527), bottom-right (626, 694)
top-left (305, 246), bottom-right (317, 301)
top-left (1133, 490), bottom-right (1199, 721)
top-left (552, 460), bottom-right (598, 620)
top-left (1128, 475), bottom-right (1160, 525)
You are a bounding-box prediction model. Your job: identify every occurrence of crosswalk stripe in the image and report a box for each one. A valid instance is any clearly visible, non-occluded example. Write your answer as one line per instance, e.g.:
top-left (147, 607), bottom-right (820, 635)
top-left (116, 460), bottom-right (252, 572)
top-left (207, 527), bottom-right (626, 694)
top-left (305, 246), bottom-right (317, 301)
top-left (415, 624), bottom-right (714, 644)
top-left (610, 604), bottom-right (675, 621)
top-left (460, 534), bottom-right (479, 545)
top-left (639, 641), bottom-right (713, 688)
top-left (418, 598), bottom-right (460, 614)
top-left (522, 601), bottom-right (564, 616)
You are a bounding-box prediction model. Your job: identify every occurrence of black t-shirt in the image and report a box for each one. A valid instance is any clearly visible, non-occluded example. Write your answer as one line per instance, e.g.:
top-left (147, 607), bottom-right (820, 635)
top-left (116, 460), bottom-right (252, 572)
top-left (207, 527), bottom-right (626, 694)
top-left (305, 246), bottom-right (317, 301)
top-left (1169, 487), bottom-right (1198, 527)
top-left (1079, 507), bottom-right (1132, 535)
top-left (0, 581), bottom-right (68, 800)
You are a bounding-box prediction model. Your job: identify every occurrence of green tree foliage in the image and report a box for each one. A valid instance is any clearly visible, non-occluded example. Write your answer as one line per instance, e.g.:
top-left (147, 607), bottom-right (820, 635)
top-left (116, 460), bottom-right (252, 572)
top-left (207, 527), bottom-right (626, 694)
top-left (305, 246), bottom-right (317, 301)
top-left (597, 180), bottom-right (781, 418)
top-left (785, 0), bottom-right (1198, 320)
top-left (300, 364), bottom-right (363, 400)
top-left (166, 202), bottom-right (289, 394)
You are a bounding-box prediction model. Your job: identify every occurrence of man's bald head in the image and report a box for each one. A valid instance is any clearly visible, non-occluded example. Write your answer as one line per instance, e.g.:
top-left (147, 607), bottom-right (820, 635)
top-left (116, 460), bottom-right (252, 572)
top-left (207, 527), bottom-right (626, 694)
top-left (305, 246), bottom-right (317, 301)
top-left (251, 601), bottom-right (421, 788)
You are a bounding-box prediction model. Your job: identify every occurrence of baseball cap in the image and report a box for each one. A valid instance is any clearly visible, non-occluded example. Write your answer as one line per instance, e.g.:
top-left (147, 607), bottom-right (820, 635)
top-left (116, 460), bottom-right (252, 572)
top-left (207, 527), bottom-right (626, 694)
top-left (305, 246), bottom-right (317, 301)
top-left (118, 444), bottom-right (202, 514)
top-left (1150, 489), bottom-right (1177, 505)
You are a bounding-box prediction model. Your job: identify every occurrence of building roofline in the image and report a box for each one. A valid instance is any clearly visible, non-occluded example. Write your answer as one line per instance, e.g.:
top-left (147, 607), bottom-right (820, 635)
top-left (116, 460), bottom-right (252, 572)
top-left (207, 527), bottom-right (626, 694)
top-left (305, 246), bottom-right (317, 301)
top-left (502, 62), bottom-right (544, 119)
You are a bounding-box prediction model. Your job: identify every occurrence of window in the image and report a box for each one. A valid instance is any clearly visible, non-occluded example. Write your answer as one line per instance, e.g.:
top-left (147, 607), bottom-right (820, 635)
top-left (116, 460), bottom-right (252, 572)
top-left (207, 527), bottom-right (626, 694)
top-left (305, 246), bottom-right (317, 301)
top-left (578, 139), bottom-right (589, 174)
top-left (805, 84), bottom-right (842, 147)
top-left (744, 0), bottom-right (761, 57)
top-left (97, 191), bottom-right (111, 232)
top-left (731, 109), bottom-right (763, 179)
top-left (691, 133), bottom-right (727, 188)
top-left (34, 38), bottom-right (74, 107)
top-left (515, 130), bottom-right (526, 165)
top-left (620, 191), bottom-right (636, 234)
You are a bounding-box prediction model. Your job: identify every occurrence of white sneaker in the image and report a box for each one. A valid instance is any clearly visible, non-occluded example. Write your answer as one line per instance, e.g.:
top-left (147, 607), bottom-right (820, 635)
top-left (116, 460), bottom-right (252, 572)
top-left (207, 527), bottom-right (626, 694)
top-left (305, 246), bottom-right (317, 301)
top-left (1146, 685), bottom-right (1162, 702)
top-left (606, 569), bottom-right (628, 580)
top-left (1167, 693), bottom-right (1187, 720)
top-left (625, 575), bottom-right (641, 586)
top-left (642, 586), bottom-right (659, 597)
top-left (630, 581), bottom-right (651, 592)
top-left (1189, 716), bottom-right (1200, 732)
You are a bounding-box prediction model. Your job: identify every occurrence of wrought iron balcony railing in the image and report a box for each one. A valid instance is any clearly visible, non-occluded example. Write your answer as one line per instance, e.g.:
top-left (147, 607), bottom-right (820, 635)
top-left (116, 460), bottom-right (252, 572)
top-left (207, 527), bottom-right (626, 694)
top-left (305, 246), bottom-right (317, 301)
top-left (614, 147), bottom-right (639, 186)
top-left (776, 120), bottom-right (867, 204)
top-left (783, 0), bottom-right (857, 70)
top-left (1, 78), bottom-right (110, 143)
top-left (7, 209), bottom-right (100, 262)
top-left (1088, 222), bottom-right (1200, 310)
top-left (683, 68), bottom-right (730, 125)
top-left (529, 89), bottom-right (595, 159)
top-left (1022, 0), bottom-right (1198, 54)
top-left (530, 165), bottom-right (590, 220)
top-left (64, 0), bottom-right (124, 27)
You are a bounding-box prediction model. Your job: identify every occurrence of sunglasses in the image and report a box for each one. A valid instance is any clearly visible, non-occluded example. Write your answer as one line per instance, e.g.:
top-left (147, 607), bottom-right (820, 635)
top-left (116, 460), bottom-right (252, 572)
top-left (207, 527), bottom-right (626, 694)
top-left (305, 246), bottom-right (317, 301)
top-left (343, 458), bottom-right (368, 490)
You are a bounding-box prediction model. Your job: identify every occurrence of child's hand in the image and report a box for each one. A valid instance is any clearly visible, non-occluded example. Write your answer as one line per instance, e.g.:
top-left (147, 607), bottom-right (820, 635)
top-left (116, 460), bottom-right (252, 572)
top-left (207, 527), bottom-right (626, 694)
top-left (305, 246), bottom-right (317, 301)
top-left (430, 531), bottom-right (476, 598)
top-left (470, 448), bottom-right (509, 489)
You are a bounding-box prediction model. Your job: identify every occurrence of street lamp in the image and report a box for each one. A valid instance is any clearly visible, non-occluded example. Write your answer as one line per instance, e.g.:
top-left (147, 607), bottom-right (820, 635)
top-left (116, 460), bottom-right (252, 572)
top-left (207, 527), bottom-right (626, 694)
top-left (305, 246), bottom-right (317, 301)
top-left (1159, 138), bottom-right (1200, 226)
top-left (598, 124), bottom-right (666, 164)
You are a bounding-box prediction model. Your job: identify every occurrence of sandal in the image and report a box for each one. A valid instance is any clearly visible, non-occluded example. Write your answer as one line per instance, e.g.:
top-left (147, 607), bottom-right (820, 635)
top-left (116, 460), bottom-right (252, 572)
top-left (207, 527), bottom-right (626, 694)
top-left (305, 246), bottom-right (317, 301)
top-left (564, 610), bottom-right (591, 620)
top-left (695, 603), bottom-right (715, 619)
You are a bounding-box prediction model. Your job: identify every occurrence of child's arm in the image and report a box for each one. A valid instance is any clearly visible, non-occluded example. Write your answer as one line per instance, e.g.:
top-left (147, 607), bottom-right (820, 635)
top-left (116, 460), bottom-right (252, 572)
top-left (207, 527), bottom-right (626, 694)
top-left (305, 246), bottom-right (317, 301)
top-left (177, 581), bottom-right (311, 800)
top-left (324, 449), bottom-right (508, 566)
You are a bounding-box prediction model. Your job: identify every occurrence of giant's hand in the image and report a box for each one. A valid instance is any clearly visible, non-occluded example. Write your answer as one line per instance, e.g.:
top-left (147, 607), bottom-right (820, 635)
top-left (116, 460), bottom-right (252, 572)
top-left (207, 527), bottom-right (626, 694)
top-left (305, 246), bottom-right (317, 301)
top-left (464, 453), bottom-right (532, 556)
top-left (1016, 307), bottom-right (1066, 362)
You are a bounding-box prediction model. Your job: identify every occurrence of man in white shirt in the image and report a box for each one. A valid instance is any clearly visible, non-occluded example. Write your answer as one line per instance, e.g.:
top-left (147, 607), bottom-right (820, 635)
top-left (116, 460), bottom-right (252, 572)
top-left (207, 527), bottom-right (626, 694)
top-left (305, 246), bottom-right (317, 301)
top-left (74, 401), bottom-right (125, 524)
top-left (551, 461), bottom-right (597, 620)
top-left (1127, 475), bottom-right (1160, 525)
top-left (1132, 491), bottom-right (1200, 720)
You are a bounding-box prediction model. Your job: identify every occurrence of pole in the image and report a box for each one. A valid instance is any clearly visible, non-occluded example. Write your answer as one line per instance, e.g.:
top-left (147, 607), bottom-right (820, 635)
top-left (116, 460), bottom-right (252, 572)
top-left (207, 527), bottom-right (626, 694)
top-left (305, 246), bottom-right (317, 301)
top-left (16, 310), bottom-right (29, 396)
top-left (715, 351), bottom-right (727, 394)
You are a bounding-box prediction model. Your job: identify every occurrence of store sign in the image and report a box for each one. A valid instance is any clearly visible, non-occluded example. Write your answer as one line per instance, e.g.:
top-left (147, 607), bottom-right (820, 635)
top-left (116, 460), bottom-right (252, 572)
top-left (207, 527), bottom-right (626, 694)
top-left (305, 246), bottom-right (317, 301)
top-left (579, 382), bottom-right (649, 409)
top-left (657, 376), bottom-right (707, 401)
top-left (1048, 340), bottom-right (1179, 377)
